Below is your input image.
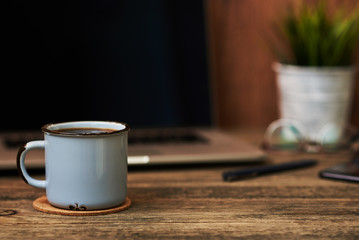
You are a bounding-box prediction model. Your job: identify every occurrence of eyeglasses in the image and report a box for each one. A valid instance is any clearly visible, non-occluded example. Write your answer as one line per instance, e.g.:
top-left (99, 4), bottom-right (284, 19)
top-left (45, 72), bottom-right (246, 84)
top-left (262, 119), bottom-right (358, 153)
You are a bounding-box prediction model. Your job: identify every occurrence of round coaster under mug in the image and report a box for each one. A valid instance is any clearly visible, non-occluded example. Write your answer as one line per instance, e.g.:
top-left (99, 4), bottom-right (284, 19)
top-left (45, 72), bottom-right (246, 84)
top-left (33, 196), bottom-right (131, 216)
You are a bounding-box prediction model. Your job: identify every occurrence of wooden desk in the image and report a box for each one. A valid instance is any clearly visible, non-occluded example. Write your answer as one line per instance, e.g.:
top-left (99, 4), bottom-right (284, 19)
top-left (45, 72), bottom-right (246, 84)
top-left (1, 130), bottom-right (359, 239)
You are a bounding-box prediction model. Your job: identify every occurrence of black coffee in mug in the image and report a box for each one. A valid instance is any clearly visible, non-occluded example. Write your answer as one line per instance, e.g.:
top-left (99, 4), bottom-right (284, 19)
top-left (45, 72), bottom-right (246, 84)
top-left (55, 128), bottom-right (118, 134)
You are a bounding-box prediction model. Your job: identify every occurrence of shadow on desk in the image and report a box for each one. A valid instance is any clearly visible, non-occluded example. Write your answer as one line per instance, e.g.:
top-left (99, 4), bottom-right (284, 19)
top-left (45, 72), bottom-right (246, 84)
top-left (0, 161), bottom-right (264, 177)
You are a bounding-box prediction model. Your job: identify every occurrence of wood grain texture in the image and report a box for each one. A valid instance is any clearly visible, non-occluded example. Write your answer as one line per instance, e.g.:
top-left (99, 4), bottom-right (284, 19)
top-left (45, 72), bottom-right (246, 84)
top-left (206, 0), bottom-right (359, 129)
top-left (1, 130), bottom-right (359, 239)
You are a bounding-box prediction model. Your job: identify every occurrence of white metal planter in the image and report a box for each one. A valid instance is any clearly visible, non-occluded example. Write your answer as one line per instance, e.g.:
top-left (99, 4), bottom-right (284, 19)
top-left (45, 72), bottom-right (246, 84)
top-left (273, 63), bottom-right (356, 144)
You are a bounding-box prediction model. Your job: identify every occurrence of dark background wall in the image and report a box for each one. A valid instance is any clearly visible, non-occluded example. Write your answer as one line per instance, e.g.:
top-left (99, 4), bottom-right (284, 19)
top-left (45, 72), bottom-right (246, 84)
top-left (3, 0), bottom-right (211, 130)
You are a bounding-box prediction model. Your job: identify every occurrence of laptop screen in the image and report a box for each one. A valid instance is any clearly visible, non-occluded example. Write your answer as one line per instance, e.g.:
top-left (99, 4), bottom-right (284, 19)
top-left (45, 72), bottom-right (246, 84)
top-left (3, 0), bottom-right (212, 130)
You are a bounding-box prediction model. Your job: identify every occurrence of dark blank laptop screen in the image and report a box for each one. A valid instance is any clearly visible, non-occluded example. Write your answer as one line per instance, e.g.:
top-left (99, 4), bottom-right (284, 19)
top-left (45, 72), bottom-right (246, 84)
top-left (3, 0), bottom-right (212, 130)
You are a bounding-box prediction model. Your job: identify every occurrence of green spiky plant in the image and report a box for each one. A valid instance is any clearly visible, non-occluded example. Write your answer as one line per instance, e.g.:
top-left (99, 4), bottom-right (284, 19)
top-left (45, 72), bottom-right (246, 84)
top-left (275, 1), bottom-right (359, 66)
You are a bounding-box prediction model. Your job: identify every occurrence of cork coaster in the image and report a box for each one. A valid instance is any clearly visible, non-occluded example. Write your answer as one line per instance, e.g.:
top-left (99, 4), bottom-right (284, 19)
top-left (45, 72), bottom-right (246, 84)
top-left (33, 196), bottom-right (131, 216)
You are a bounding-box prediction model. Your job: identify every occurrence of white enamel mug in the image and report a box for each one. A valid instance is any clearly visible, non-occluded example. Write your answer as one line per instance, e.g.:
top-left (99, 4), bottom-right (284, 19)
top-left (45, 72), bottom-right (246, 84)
top-left (17, 121), bottom-right (129, 211)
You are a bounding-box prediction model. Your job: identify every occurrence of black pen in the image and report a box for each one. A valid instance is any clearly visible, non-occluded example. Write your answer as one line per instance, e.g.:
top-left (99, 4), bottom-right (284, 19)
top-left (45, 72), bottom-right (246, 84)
top-left (222, 159), bottom-right (318, 181)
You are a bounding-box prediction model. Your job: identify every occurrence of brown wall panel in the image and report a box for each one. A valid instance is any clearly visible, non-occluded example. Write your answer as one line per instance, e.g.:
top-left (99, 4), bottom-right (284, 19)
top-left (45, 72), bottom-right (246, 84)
top-left (206, 0), bottom-right (359, 129)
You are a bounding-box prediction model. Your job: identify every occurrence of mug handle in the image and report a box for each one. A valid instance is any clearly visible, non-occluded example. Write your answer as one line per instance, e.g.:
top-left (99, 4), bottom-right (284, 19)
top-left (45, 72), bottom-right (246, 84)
top-left (17, 140), bottom-right (46, 189)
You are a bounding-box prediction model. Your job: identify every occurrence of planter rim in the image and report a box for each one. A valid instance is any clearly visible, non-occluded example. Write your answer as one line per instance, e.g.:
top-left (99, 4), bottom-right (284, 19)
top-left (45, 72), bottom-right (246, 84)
top-left (273, 62), bottom-right (356, 75)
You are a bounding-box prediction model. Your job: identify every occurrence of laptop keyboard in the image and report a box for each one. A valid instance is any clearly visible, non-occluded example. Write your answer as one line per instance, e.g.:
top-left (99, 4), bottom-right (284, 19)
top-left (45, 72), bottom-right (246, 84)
top-left (128, 129), bottom-right (208, 145)
top-left (2, 129), bottom-right (208, 149)
top-left (3, 132), bottom-right (43, 149)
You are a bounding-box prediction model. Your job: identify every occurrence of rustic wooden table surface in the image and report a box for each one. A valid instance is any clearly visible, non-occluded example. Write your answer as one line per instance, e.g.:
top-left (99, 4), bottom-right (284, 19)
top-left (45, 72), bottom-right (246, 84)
top-left (1, 130), bottom-right (359, 239)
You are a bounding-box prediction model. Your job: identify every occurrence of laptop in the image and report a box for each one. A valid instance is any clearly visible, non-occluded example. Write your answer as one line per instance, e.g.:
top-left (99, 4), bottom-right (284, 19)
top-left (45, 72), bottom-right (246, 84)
top-left (1, 0), bottom-right (265, 169)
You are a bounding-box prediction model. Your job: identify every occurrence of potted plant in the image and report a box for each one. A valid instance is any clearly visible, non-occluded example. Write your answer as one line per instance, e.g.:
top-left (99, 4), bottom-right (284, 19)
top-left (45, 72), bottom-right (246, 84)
top-left (268, 1), bottom-right (359, 149)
